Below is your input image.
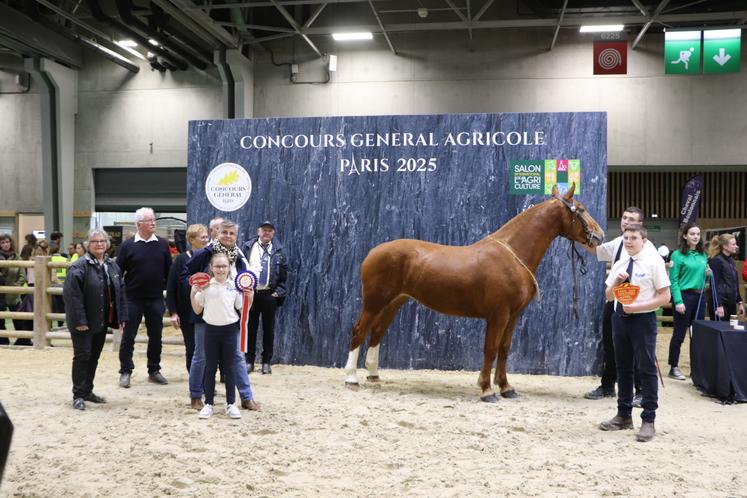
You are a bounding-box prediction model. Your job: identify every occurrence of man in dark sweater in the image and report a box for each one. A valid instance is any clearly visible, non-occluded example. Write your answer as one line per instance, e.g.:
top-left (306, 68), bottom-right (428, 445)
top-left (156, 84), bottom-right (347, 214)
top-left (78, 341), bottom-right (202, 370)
top-left (117, 207), bottom-right (172, 387)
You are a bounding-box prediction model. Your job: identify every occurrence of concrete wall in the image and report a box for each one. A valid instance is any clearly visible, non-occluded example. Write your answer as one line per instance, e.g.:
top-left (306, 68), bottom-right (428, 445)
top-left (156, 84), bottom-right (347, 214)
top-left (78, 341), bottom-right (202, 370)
top-left (0, 56), bottom-right (43, 213)
top-left (2, 28), bottom-right (746, 218)
top-left (252, 30), bottom-right (747, 167)
top-left (75, 52), bottom-right (224, 212)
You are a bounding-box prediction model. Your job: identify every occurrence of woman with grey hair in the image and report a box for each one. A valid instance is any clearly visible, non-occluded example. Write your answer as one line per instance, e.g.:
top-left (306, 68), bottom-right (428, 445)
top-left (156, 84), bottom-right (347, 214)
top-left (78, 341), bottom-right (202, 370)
top-left (63, 229), bottom-right (128, 411)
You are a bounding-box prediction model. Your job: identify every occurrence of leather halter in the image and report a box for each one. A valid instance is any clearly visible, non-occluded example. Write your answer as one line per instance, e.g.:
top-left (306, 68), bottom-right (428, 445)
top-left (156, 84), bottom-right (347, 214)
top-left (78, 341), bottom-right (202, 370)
top-left (556, 196), bottom-right (599, 247)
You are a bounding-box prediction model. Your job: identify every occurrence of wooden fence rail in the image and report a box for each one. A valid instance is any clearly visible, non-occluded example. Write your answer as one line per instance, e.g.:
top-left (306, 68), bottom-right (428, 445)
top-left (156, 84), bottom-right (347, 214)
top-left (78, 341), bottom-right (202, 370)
top-left (0, 256), bottom-right (181, 350)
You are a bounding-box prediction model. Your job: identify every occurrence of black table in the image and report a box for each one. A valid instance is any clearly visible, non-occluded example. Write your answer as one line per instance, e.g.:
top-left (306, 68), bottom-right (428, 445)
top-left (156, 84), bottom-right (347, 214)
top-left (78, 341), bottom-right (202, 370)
top-left (690, 320), bottom-right (747, 402)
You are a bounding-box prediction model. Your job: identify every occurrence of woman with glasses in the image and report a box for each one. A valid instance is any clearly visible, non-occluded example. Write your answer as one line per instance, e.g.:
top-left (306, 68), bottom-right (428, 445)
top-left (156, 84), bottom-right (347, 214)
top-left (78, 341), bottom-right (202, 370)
top-left (63, 230), bottom-right (128, 411)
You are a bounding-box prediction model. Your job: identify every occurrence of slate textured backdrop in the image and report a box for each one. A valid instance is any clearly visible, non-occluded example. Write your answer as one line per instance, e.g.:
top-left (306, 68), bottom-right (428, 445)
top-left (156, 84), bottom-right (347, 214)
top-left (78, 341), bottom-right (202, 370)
top-left (187, 112), bottom-right (607, 375)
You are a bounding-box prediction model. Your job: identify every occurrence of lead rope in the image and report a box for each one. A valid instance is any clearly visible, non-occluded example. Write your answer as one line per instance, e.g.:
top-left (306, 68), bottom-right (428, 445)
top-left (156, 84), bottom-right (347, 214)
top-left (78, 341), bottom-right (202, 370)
top-left (568, 240), bottom-right (588, 320)
top-left (486, 235), bottom-right (541, 302)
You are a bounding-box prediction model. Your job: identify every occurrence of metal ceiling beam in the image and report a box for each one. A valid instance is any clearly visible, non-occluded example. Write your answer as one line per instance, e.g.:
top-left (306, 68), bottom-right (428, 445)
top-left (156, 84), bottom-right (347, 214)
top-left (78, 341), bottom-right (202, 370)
top-left (0, 3), bottom-right (83, 68)
top-left (472, 0), bottom-right (494, 22)
top-left (629, 0), bottom-right (649, 18)
top-left (632, 0), bottom-right (670, 50)
top-left (165, 0), bottom-right (239, 47)
top-left (198, 0), bottom-right (389, 10)
top-left (299, 10), bottom-right (747, 35)
top-left (302, 3), bottom-right (327, 29)
top-left (549, 0), bottom-right (569, 50)
top-left (241, 32), bottom-right (294, 44)
top-left (367, 0), bottom-right (395, 54)
top-left (151, 0), bottom-right (221, 48)
top-left (467, 0), bottom-right (473, 42)
top-left (270, 0), bottom-right (321, 56)
top-left (443, 0), bottom-right (468, 23)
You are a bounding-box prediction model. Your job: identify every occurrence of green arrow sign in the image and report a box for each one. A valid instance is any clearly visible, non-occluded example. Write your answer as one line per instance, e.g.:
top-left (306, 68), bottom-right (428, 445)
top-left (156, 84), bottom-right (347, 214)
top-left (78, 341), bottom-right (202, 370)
top-left (665, 31), bottom-right (701, 74)
top-left (703, 29), bottom-right (741, 74)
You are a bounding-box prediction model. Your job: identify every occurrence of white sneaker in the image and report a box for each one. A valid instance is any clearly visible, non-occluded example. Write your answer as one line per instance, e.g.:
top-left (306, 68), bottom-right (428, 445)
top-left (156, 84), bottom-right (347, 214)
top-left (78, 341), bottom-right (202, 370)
top-left (225, 403), bottom-right (241, 419)
top-left (198, 404), bottom-right (213, 419)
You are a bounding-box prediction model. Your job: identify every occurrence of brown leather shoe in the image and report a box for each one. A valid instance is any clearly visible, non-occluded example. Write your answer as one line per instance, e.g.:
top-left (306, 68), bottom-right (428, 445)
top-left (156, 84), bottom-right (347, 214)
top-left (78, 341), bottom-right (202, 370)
top-left (241, 399), bottom-right (261, 411)
top-left (190, 398), bottom-right (204, 410)
top-left (599, 415), bottom-right (634, 431)
top-left (636, 421), bottom-right (656, 442)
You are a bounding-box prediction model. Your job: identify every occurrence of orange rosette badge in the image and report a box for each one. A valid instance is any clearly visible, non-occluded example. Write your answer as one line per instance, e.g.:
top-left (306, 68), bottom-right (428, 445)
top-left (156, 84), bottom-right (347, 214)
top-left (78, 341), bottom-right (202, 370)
top-left (613, 283), bottom-right (640, 305)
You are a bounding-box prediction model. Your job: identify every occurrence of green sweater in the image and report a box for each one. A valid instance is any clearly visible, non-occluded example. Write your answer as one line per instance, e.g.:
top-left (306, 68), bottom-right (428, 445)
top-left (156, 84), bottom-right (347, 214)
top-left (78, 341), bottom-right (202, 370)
top-left (669, 249), bottom-right (709, 305)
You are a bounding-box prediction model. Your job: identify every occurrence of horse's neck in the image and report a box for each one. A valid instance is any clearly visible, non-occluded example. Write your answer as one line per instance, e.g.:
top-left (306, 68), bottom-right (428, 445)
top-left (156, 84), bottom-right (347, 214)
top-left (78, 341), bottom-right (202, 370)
top-left (489, 201), bottom-right (564, 271)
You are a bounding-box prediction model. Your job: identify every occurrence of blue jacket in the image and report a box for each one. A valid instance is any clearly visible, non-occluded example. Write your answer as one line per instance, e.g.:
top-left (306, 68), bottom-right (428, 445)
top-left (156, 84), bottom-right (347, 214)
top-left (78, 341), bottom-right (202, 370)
top-left (181, 244), bottom-right (250, 285)
top-left (242, 236), bottom-right (288, 303)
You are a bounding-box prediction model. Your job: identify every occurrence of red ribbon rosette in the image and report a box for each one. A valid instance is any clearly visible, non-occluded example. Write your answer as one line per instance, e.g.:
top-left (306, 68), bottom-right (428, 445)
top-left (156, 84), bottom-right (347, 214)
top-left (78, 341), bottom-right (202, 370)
top-left (188, 272), bottom-right (211, 287)
top-left (234, 271), bottom-right (258, 354)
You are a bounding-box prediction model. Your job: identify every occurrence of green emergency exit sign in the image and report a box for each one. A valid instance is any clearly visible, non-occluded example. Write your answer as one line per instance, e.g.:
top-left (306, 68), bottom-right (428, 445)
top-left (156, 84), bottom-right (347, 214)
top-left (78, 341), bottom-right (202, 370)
top-left (703, 29), bottom-right (741, 74)
top-left (665, 31), bottom-right (701, 74)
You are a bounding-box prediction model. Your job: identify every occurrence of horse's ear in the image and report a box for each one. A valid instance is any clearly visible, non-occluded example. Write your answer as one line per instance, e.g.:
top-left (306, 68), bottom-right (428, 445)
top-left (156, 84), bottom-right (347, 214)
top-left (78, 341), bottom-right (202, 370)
top-left (563, 182), bottom-right (576, 201)
top-left (551, 184), bottom-right (559, 197)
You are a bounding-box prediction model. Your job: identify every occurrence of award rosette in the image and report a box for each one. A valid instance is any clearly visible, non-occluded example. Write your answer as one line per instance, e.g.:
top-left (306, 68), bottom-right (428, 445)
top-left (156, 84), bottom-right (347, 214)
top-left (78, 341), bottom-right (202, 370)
top-left (188, 272), bottom-right (211, 287)
top-left (234, 271), bottom-right (257, 291)
top-left (234, 271), bottom-right (258, 354)
top-left (613, 283), bottom-right (640, 305)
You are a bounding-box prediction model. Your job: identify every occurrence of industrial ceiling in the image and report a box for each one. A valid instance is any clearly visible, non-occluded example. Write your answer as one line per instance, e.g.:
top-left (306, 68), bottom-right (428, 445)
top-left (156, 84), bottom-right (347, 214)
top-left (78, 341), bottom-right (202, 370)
top-left (0, 0), bottom-right (745, 72)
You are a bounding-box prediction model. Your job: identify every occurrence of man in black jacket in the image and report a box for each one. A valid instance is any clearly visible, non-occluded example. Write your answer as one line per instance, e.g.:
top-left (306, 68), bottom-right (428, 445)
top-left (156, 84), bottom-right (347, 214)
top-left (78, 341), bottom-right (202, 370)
top-left (243, 221), bottom-right (288, 374)
top-left (64, 229), bottom-right (128, 410)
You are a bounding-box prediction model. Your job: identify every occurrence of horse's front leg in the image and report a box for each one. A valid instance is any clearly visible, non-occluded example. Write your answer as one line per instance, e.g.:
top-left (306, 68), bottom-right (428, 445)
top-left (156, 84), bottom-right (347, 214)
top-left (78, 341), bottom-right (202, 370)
top-left (478, 316), bottom-right (507, 402)
top-left (494, 317), bottom-right (519, 398)
top-left (344, 347), bottom-right (361, 385)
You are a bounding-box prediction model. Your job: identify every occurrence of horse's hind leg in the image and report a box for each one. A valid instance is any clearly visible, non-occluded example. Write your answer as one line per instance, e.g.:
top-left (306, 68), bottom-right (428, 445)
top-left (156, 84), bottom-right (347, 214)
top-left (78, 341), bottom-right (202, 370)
top-left (365, 295), bottom-right (408, 381)
top-left (494, 316), bottom-right (519, 398)
top-left (344, 308), bottom-right (377, 385)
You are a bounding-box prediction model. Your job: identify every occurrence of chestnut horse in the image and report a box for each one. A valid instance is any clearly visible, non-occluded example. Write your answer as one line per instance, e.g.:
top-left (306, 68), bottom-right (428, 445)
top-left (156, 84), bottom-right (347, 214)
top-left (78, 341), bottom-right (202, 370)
top-left (344, 184), bottom-right (605, 401)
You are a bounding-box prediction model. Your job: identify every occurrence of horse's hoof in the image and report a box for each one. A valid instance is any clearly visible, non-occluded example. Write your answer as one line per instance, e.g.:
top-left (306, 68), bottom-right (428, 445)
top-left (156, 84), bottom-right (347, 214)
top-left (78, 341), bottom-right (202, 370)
top-left (480, 394), bottom-right (499, 403)
top-left (366, 375), bottom-right (380, 382)
top-left (344, 381), bottom-right (359, 390)
top-left (501, 389), bottom-right (518, 399)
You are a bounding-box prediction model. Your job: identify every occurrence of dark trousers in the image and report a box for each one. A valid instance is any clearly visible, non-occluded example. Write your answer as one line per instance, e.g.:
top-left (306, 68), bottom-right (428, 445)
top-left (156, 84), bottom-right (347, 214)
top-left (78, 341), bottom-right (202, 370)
top-left (204, 323), bottom-right (238, 405)
top-left (246, 290), bottom-right (278, 364)
top-left (70, 329), bottom-right (107, 399)
top-left (119, 297), bottom-right (164, 374)
top-left (600, 302), bottom-right (641, 391)
top-left (668, 291), bottom-right (705, 367)
top-left (612, 311), bottom-right (659, 422)
top-left (179, 314), bottom-right (195, 373)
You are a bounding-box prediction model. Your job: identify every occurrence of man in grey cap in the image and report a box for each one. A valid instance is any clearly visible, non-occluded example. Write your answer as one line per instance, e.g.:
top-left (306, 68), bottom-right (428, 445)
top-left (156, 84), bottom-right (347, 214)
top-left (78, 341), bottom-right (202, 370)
top-left (242, 221), bottom-right (288, 374)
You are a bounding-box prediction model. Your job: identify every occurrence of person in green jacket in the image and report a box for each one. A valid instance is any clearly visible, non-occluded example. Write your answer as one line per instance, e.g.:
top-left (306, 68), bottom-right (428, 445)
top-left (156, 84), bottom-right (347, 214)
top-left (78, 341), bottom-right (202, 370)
top-left (667, 223), bottom-right (709, 381)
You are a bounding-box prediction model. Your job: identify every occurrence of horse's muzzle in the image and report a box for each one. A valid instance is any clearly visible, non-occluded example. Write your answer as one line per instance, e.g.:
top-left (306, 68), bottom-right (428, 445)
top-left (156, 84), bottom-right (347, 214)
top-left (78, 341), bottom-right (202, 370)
top-left (588, 231), bottom-right (605, 247)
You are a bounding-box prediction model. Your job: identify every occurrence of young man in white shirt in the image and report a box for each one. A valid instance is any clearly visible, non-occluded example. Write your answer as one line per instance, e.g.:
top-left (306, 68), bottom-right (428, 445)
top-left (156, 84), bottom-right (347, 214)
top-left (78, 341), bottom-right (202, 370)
top-left (583, 207), bottom-right (657, 404)
top-left (598, 225), bottom-right (671, 442)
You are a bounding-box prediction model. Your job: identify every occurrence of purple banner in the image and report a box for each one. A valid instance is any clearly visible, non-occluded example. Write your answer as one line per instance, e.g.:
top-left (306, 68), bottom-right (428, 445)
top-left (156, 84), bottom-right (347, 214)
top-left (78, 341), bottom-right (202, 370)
top-left (679, 175), bottom-right (704, 227)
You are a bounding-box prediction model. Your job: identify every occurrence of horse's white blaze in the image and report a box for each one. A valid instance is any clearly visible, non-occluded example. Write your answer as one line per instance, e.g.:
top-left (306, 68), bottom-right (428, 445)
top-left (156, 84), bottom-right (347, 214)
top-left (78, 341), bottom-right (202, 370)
top-left (365, 344), bottom-right (380, 377)
top-left (344, 347), bottom-right (360, 384)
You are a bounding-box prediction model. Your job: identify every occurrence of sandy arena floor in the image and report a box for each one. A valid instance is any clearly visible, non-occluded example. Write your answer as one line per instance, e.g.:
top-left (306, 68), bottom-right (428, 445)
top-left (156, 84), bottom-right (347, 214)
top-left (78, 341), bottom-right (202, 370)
top-left (0, 329), bottom-right (745, 497)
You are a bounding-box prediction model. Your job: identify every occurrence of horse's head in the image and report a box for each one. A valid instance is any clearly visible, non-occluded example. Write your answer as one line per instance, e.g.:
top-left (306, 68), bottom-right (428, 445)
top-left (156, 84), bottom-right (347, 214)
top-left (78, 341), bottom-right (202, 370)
top-left (552, 183), bottom-right (605, 247)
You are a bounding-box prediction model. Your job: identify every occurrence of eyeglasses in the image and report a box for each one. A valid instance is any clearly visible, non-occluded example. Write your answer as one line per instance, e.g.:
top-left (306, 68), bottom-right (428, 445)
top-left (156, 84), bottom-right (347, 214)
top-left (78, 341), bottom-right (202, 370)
top-left (89, 240), bottom-right (108, 244)
top-left (138, 219), bottom-right (156, 224)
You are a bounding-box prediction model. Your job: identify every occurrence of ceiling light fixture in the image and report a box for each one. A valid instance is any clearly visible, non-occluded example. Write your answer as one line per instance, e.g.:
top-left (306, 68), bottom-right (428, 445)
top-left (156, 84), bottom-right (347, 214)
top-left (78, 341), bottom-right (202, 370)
top-left (331, 32), bottom-right (373, 41)
top-left (115, 40), bottom-right (146, 60)
top-left (579, 25), bottom-right (624, 33)
top-left (115, 39), bottom-right (138, 48)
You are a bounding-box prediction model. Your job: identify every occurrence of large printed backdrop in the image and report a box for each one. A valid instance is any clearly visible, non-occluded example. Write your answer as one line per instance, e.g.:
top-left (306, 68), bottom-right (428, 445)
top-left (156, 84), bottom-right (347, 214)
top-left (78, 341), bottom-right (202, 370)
top-left (187, 112), bottom-right (608, 375)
